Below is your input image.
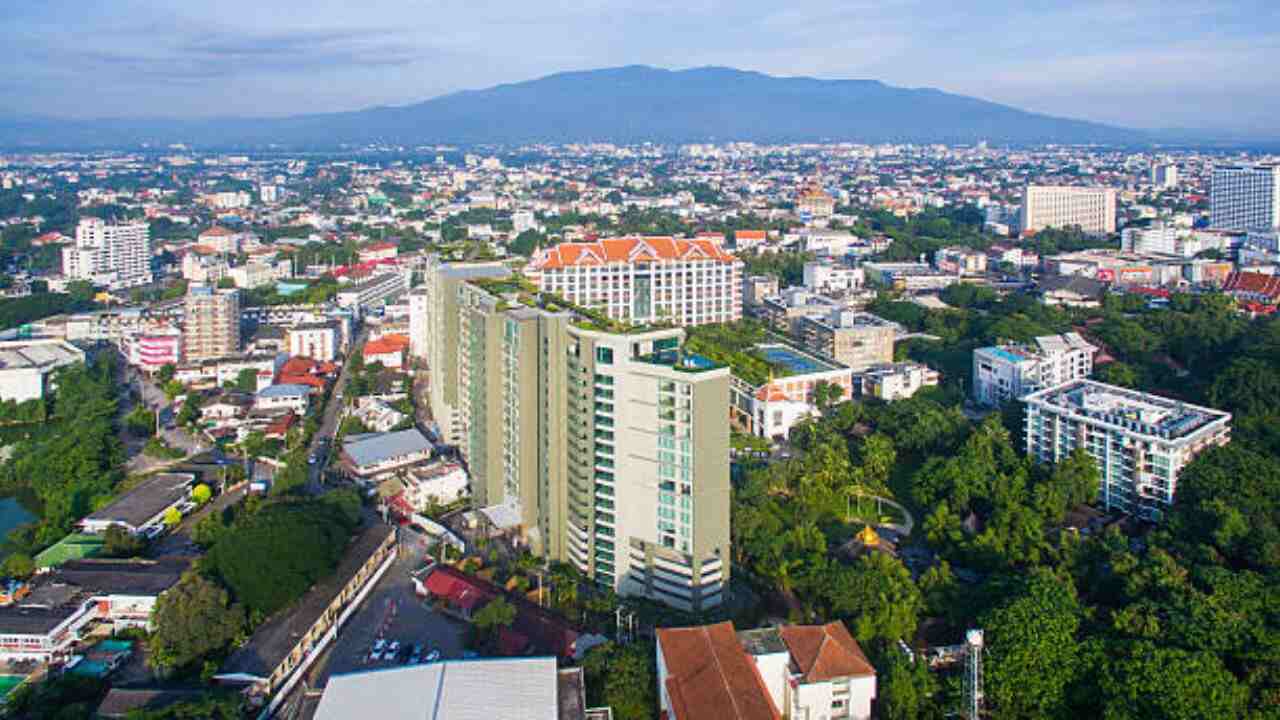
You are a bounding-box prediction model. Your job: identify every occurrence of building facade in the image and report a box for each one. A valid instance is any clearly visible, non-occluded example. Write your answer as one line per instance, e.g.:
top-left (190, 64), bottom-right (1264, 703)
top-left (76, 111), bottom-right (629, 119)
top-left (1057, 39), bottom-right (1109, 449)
top-left (1023, 380), bottom-right (1231, 521)
top-left (1020, 185), bottom-right (1117, 235)
top-left (526, 236), bottom-right (743, 327)
top-left (62, 218), bottom-right (152, 289)
top-left (183, 285), bottom-right (241, 362)
top-left (796, 311), bottom-right (897, 371)
top-left (1210, 165), bottom-right (1280, 231)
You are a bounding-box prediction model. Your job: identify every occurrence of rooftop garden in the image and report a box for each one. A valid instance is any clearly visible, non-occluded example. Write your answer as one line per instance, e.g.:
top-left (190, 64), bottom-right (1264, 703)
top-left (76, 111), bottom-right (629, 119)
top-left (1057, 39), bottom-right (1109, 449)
top-left (683, 320), bottom-right (795, 386)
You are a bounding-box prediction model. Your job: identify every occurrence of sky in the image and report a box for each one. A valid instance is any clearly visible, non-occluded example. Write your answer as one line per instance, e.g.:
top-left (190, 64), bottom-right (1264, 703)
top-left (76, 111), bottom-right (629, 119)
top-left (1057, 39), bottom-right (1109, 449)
top-left (2, 0), bottom-right (1277, 135)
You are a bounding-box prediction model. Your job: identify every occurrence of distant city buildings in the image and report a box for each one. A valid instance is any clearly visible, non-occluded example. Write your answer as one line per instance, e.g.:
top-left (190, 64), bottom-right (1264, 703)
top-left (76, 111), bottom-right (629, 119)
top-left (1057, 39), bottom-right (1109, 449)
top-left (1020, 185), bottom-right (1117, 235)
top-left (61, 218), bottom-right (152, 289)
top-left (526, 236), bottom-right (743, 327)
top-left (1023, 380), bottom-right (1231, 521)
top-left (1210, 165), bottom-right (1280, 231)
top-left (1150, 162), bottom-right (1178, 189)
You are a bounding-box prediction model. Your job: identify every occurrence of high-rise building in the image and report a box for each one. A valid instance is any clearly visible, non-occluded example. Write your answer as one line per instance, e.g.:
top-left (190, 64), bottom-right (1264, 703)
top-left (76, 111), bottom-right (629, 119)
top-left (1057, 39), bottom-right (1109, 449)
top-left (1019, 185), bottom-right (1117, 235)
top-left (61, 218), bottom-right (152, 289)
top-left (1150, 162), bottom-right (1178, 189)
top-left (420, 258), bottom-right (733, 611)
top-left (526, 236), bottom-right (742, 327)
top-left (973, 333), bottom-right (1096, 406)
top-left (1024, 380), bottom-right (1231, 521)
top-left (1210, 165), bottom-right (1280, 231)
top-left (183, 285), bottom-right (240, 362)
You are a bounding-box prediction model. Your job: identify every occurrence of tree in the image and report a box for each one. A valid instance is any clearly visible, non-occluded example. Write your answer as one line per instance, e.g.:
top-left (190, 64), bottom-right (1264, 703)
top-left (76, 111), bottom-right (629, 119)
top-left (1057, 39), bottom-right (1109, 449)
top-left (878, 652), bottom-right (940, 720)
top-left (582, 642), bottom-right (656, 720)
top-left (148, 572), bottom-right (246, 674)
top-left (191, 510), bottom-right (229, 549)
top-left (125, 405), bottom-right (156, 437)
top-left (157, 363), bottom-right (176, 383)
top-left (981, 570), bottom-right (1082, 719)
top-left (822, 553), bottom-right (923, 644)
top-left (1095, 361), bottom-right (1138, 388)
top-left (163, 507), bottom-right (182, 527)
top-left (234, 367), bottom-right (258, 393)
top-left (811, 380), bottom-right (844, 412)
top-left (104, 524), bottom-right (146, 557)
top-left (192, 483), bottom-right (212, 504)
top-left (2, 552), bottom-right (34, 579)
top-left (162, 380), bottom-right (186, 401)
top-left (1100, 642), bottom-right (1247, 720)
top-left (507, 229), bottom-right (545, 257)
top-left (472, 596), bottom-right (516, 642)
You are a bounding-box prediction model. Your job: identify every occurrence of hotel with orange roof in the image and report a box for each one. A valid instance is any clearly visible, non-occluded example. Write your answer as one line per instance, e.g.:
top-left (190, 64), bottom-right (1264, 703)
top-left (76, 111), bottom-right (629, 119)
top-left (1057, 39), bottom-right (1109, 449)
top-left (525, 236), bottom-right (743, 327)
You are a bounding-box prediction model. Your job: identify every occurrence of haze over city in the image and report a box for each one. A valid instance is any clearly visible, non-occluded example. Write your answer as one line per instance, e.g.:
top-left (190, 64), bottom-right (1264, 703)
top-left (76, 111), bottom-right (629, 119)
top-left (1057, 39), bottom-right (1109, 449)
top-left (3, 0), bottom-right (1279, 135)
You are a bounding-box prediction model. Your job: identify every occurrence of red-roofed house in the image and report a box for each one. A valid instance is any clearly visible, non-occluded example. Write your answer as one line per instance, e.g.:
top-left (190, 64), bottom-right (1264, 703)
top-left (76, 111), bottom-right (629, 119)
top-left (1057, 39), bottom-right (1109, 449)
top-left (358, 242), bottom-right (399, 263)
top-left (363, 334), bottom-right (410, 370)
top-left (526, 236), bottom-right (742, 326)
top-left (658, 621), bottom-right (877, 720)
top-left (197, 226), bottom-right (242, 254)
top-left (277, 356), bottom-right (336, 391)
top-left (735, 230), bottom-right (768, 252)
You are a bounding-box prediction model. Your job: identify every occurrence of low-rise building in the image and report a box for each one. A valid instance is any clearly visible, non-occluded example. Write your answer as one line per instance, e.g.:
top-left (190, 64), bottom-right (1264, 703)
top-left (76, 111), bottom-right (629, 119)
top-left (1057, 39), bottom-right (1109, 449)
top-left (0, 339), bottom-right (86, 402)
top-left (80, 473), bottom-right (194, 535)
top-left (1024, 380), bottom-right (1232, 521)
top-left (858, 362), bottom-right (939, 401)
top-left (973, 333), bottom-right (1096, 406)
top-left (287, 322), bottom-right (340, 362)
top-left (656, 620), bottom-right (876, 720)
top-left (796, 310), bottom-right (898, 371)
top-left (803, 261), bottom-right (864, 293)
top-left (336, 273), bottom-right (408, 316)
top-left (254, 383), bottom-right (312, 415)
top-left (863, 262), bottom-right (959, 291)
top-left (350, 397), bottom-right (409, 433)
top-left (385, 462), bottom-right (468, 512)
top-left (362, 334), bottom-right (410, 369)
top-left (341, 428), bottom-right (434, 481)
top-left (742, 274), bottom-right (780, 308)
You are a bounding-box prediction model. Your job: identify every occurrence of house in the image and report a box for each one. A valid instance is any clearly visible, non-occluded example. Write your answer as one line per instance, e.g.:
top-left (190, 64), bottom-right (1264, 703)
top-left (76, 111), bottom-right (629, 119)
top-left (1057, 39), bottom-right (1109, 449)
top-left (278, 355), bottom-right (337, 390)
top-left (385, 462), bottom-right (468, 513)
top-left (1223, 270), bottom-right (1280, 304)
top-left (312, 658), bottom-right (605, 720)
top-left (362, 334), bottom-right (410, 369)
top-left (657, 620), bottom-right (877, 720)
top-left (341, 428), bottom-right (433, 481)
top-left (80, 473), bottom-right (194, 535)
top-left (350, 397), bottom-right (408, 432)
top-left (200, 391), bottom-right (253, 423)
top-left (255, 383), bottom-right (312, 414)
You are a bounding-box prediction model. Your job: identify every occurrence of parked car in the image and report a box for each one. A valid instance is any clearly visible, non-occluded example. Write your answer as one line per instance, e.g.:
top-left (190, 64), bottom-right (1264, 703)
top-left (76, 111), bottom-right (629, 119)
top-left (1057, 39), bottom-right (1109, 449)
top-left (387, 641), bottom-right (401, 657)
top-left (425, 649), bottom-right (441, 663)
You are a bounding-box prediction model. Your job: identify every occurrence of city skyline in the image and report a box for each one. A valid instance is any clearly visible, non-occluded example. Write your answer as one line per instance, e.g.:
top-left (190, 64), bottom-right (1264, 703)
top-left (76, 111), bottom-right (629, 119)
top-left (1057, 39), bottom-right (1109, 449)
top-left (2, 0), bottom-right (1278, 136)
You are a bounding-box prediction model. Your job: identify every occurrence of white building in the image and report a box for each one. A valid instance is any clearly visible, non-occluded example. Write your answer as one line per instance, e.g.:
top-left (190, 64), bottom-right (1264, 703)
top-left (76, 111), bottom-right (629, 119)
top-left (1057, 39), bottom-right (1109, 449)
top-left (0, 339), bottom-right (86, 402)
top-left (1024, 380), bottom-right (1232, 521)
top-left (858, 362), bottom-right (939, 401)
top-left (657, 620), bottom-right (876, 720)
top-left (288, 323), bottom-right (339, 362)
top-left (408, 289), bottom-right (429, 361)
top-left (1020, 185), bottom-right (1117, 236)
top-left (254, 383), bottom-right (312, 415)
top-left (398, 462), bottom-right (469, 509)
top-left (228, 262), bottom-right (277, 289)
top-left (526, 236), bottom-right (743, 326)
top-left (351, 397), bottom-right (409, 433)
top-left (512, 210), bottom-right (536, 234)
top-left (1151, 162), bottom-right (1178, 189)
top-left (803, 261), bottom-right (864, 293)
top-left (973, 333), bottom-right (1096, 407)
top-left (62, 218), bottom-right (152, 289)
top-left (336, 273), bottom-right (408, 316)
top-left (1210, 165), bottom-right (1280, 231)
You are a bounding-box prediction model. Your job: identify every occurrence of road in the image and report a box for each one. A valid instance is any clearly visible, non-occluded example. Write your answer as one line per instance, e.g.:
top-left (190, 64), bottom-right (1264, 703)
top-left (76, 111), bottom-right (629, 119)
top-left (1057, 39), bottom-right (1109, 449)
top-left (121, 366), bottom-right (209, 473)
top-left (305, 326), bottom-right (371, 495)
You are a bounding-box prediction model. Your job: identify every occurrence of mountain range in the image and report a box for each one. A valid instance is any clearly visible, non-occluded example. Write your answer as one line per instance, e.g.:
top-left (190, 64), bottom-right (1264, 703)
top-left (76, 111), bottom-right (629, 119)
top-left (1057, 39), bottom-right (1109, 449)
top-left (0, 65), bottom-right (1156, 149)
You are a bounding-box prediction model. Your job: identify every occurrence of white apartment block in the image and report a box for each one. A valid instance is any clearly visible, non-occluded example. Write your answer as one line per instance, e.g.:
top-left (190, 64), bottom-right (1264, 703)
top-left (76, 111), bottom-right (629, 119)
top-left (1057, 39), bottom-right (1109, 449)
top-left (1020, 185), bottom-right (1117, 236)
top-left (1210, 165), bottom-right (1280, 231)
top-left (1151, 163), bottom-right (1178, 189)
top-left (527, 236), bottom-right (743, 326)
top-left (858, 362), bottom-right (939, 401)
top-left (803, 261), bottom-right (864, 293)
top-left (288, 323), bottom-right (339, 362)
top-left (1024, 380), bottom-right (1231, 521)
top-left (973, 333), bottom-right (1096, 407)
top-left (183, 285), bottom-right (241, 362)
top-left (62, 218), bottom-right (152, 289)
top-left (336, 272), bottom-right (408, 316)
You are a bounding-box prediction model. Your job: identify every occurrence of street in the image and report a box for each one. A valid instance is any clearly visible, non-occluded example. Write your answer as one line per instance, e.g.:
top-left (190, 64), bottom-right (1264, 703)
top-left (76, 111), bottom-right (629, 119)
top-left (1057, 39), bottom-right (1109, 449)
top-left (305, 326), bottom-right (371, 495)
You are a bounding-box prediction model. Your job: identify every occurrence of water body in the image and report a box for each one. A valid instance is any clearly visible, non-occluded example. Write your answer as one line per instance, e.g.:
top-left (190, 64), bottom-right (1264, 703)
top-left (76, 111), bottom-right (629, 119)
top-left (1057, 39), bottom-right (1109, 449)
top-left (0, 496), bottom-right (35, 546)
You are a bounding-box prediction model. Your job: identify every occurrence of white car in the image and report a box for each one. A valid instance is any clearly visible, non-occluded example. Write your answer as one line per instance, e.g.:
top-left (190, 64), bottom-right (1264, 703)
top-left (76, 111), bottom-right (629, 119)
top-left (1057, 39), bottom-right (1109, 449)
top-left (387, 641), bottom-right (401, 657)
top-left (424, 649), bottom-right (441, 663)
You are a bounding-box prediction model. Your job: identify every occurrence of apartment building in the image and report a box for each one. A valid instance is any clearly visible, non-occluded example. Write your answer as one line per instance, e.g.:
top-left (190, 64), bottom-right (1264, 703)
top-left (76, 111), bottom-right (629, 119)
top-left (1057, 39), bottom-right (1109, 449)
top-left (1020, 185), bottom-right (1117, 235)
top-left (335, 272), bottom-right (408, 316)
top-left (427, 261), bottom-right (733, 612)
top-left (857, 362), bottom-right (939, 401)
top-left (1210, 165), bottom-right (1280, 231)
top-left (797, 310), bottom-right (898, 371)
top-left (1151, 162), bottom-right (1178, 189)
top-left (972, 333), bottom-right (1096, 406)
top-left (802, 261), bottom-right (864, 293)
top-left (526, 236), bottom-right (743, 327)
top-left (1023, 380), bottom-right (1231, 521)
top-left (183, 285), bottom-right (240, 362)
top-left (62, 218), bottom-right (152, 289)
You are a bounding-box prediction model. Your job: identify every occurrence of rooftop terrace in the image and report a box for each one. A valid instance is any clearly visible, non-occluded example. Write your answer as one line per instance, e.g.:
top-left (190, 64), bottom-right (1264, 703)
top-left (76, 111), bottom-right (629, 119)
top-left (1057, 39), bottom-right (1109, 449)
top-left (1026, 380), bottom-right (1231, 441)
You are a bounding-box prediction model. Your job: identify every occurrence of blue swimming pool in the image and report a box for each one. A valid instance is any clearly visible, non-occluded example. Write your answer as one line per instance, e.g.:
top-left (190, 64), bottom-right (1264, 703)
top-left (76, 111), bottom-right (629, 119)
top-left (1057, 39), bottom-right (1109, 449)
top-left (758, 344), bottom-right (837, 375)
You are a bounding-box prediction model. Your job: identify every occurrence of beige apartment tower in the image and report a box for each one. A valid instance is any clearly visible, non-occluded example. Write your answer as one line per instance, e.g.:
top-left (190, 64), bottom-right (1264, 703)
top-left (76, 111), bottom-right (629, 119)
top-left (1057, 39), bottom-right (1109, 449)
top-left (1020, 185), bottom-right (1117, 236)
top-left (183, 285), bottom-right (240, 362)
top-left (435, 264), bottom-right (733, 611)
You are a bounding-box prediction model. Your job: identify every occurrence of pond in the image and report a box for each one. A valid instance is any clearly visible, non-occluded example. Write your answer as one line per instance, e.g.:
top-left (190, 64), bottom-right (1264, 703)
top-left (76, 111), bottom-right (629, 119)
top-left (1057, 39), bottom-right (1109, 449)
top-left (0, 496), bottom-right (35, 551)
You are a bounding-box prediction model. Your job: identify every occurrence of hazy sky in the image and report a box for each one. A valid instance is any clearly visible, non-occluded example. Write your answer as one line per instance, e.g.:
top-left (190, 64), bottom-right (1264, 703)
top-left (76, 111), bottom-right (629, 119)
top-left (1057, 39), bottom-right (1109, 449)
top-left (3, 0), bottom-right (1277, 134)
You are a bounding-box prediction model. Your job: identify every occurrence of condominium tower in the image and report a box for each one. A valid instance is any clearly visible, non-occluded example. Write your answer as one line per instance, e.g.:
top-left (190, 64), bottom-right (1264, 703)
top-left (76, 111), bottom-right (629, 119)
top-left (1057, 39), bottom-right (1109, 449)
top-left (526, 236), bottom-right (743, 327)
top-left (417, 258), bottom-right (732, 611)
top-left (1024, 380), bottom-right (1231, 521)
top-left (1020, 185), bottom-right (1117, 235)
top-left (61, 218), bottom-right (152, 289)
top-left (183, 285), bottom-right (241, 362)
top-left (1210, 165), bottom-right (1280, 231)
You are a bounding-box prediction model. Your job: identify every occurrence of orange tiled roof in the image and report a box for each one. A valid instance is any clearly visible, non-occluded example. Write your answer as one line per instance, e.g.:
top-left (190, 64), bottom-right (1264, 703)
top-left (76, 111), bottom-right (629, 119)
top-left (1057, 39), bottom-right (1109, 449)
top-left (529, 236), bottom-right (735, 271)
top-left (779, 622), bottom-right (876, 683)
top-left (1224, 271), bottom-right (1280, 301)
top-left (364, 334), bottom-right (410, 357)
top-left (200, 226), bottom-right (236, 237)
top-left (657, 622), bottom-right (780, 720)
top-left (736, 230), bottom-right (767, 240)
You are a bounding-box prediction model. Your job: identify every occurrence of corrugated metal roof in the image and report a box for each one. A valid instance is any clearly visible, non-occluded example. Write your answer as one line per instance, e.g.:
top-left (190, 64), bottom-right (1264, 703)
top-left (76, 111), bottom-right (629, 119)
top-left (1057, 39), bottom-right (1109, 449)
top-left (342, 428), bottom-right (432, 468)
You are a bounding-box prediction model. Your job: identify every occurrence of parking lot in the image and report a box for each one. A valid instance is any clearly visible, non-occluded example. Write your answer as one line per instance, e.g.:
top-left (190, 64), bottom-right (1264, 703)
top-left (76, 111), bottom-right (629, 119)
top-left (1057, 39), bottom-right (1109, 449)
top-left (307, 527), bottom-right (468, 684)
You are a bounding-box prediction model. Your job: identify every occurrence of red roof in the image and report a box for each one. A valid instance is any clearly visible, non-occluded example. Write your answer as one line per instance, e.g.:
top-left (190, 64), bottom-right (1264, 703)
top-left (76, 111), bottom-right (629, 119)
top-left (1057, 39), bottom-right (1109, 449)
top-left (779, 622), bottom-right (876, 682)
top-left (364, 334), bottom-right (410, 357)
top-left (656, 622), bottom-right (780, 720)
top-left (264, 413), bottom-right (297, 439)
top-left (423, 565), bottom-right (582, 658)
top-left (530, 236), bottom-right (736, 271)
top-left (363, 241), bottom-right (397, 252)
top-left (200, 226), bottom-right (236, 237)
top-left (1224, 271), bottom-right (1280, 301)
